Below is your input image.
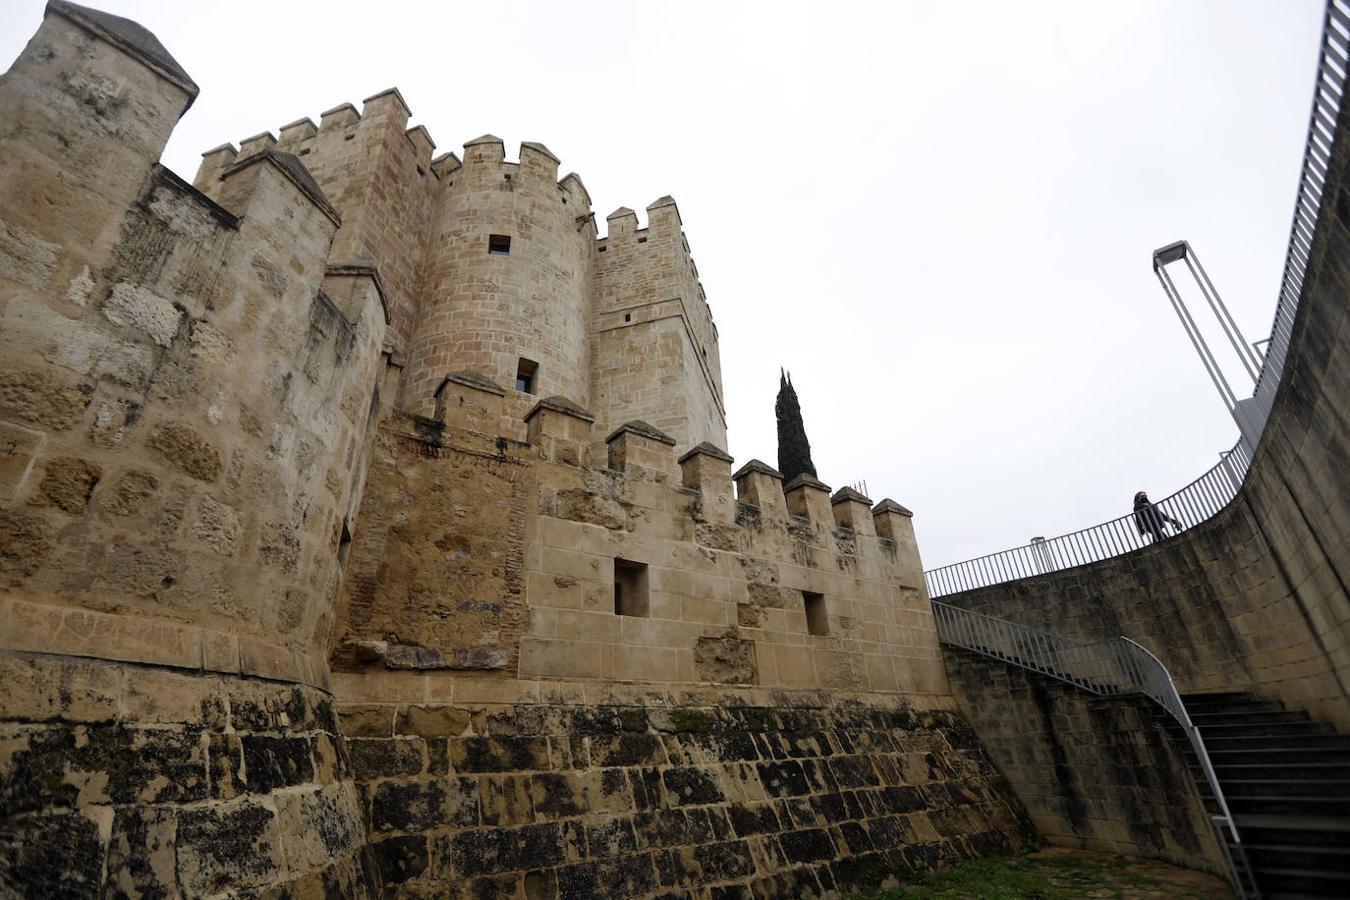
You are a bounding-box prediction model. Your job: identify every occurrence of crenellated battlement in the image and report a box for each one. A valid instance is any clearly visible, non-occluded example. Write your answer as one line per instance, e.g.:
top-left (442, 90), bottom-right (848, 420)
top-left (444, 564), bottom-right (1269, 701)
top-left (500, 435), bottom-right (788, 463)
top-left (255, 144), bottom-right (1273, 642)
top-left (341, 382), bottom-right (936, 700)
top-left (190, 79), bottom-right (722, 450)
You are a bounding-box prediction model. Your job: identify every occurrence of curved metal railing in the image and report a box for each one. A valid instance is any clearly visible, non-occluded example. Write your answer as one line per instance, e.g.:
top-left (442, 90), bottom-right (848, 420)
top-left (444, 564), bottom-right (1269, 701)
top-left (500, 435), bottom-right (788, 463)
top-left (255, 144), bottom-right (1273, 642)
top-left (924, 0), bottom-right (1349, 599)
top-left (1256, 0), bottom-right (1349, 410)
top-left (933, 601), bottom-right (1258, 898)
top-left (924, 438), bottom-right (1253, 597)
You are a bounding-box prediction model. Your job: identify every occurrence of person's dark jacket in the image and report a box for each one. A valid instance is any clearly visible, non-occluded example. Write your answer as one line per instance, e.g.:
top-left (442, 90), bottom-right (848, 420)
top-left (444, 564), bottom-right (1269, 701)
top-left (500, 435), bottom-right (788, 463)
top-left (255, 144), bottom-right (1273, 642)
top-left (1134, 497), bottom-right (1180, 541)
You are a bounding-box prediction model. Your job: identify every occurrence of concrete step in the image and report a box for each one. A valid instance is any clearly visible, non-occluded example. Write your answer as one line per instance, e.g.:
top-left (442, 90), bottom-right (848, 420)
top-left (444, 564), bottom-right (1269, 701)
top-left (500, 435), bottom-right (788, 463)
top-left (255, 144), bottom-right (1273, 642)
top-left (1193, 720), bottom-right (1335, 738)
top-left (1250, 866), bottom-right (1350, 896)
top-left (1181, 695), bottom-right (1277, 717)
top-left (1233, 814), bottom-right (1350, 848)
top-left (1180, 691), bottom-right (1264, 706)
top-left (1202, 733), bottom-right (1350, 752)
top-left (1228, 794), bottom-right (1350, 816)
top-left (1207, 747), bottom-right (1350, 767)
top-left (1244, 843), bottom-right (1350, 874)
top-left (1190, 708), bottom-right (1305, 726)
top-left (1198, 762), bottom-right (1350, 781)
top-left (1206, 780), bottom-right (1350, 799)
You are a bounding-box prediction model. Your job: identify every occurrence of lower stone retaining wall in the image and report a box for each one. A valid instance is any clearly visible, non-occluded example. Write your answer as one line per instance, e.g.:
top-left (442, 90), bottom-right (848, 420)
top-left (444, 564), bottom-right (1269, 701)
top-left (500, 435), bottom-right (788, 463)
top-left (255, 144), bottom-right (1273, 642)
top-left (945, 648), bottom-right (1224, 875)
top-left (0, 653), bottom-right (380, 898)
top-left (338, 697), bottom-right (1035, 898)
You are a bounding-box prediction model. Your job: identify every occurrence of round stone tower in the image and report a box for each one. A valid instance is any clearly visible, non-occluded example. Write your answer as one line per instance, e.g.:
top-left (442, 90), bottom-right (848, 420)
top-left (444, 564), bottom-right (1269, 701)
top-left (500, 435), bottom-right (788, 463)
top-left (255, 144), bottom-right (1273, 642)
top-left (406, 137), bottom-right (596, 415)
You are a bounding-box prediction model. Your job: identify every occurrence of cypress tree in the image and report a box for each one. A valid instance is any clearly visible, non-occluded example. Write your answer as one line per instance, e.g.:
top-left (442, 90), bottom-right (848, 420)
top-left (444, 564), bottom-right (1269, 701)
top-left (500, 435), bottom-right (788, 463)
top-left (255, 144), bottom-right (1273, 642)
top-left (775, 369), bottom-right (817, 483)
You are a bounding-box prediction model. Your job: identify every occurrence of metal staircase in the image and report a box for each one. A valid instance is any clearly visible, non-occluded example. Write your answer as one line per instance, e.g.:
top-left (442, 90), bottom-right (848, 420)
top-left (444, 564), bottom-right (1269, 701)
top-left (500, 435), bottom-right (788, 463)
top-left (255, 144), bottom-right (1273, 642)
top-left (932, 601), bottom-right (1260, 898)
top-left (1171, 692), bottom-right (1350, 900)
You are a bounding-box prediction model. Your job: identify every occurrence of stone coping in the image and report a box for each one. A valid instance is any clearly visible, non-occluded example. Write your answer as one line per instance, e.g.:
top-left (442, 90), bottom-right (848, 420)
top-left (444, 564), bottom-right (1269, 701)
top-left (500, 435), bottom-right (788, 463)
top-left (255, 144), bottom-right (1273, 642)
top-left (677, 441), bottom-right (733, 465)
top-left (731, 459), bottom-right (783, 481)
top-left (464, 133), bottom-right (505, 147)
top-left (784, 473), bottom-right (831, 493)
top-left (0, 596), bottom-right (329, 689)
top-left (606, 420), bottom-right (676, 446)
top-left (560, 172), bottom-right (590, 205)
top-left (521, 141), bottom-right (560, 163)
top-left (320, 101), bottom-right (358, 119)
top-left (280, 116), bottom-right (318, 133)
top-left (49, 0), bottom-right (199, 104)
top-left (524, 395), bottom-right (595, 423)
top-left (873, 498), bottom-right (914, 517)
top-left (362, 85), bottom-right (412, 118)
top-left (405, 124), bottom-right (435, 151)
top-left (221, 148), bottom-right (342, 227)
top-left (436, 369), bottom-right (506, 397)
top-left (326, 261), bottom-right (391, 325)
top-left (830, 486), bottom-right (872, 506)
top-left (154, 164), bottom-right (239, 230)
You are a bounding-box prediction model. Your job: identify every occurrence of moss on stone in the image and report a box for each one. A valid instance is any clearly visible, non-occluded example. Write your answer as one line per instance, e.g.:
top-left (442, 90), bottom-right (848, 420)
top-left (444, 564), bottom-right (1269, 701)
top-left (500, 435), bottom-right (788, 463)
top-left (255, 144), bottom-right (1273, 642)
top-left (669, 710), bottom-right (714, 733)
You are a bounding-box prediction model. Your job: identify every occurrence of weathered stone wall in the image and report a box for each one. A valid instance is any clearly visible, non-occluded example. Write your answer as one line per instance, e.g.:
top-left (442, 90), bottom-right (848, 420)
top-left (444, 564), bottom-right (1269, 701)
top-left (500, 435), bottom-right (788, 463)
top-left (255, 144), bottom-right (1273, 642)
top-left (1, 653), bottom-right (378, 897)
top-left (332, 419), bottom-right (531, 674)
top-left (0, 5), bottom-right (386, 896)
top-left (335, 382), bottom-right (945, 698)
top-left (196, 88), bottom-right (437, 375)
top-left (944, 649), bottom-right (1225, 874)
top-left (336, 695), bottom-right (1033, 898)
top-left (197, 104), bottom-right (727, 455)
top-left (591, 200), bottom-right (726, 452)
top-left (1, 1), bottom-right (388, 686)
top-left (942, 119), bottom-right (1350, 727)
top-left (404, 138), bottom-right (597, 417)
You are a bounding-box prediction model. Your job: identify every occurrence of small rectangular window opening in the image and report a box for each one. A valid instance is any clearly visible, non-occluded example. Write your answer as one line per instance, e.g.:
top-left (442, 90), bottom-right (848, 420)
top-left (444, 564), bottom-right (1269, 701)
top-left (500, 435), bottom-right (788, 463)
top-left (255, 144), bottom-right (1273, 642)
top-left (488, 234), bottom-right (512, 255)
top-left (803, 591), bottom-right (828, 636)
top-left (515, 357), bottom-right (538, 394)
top-left (598, 245), bottom-right (607, 252)
top-left (614, 559), bottom-right (649, 617)
top-left (637, 236), bottom-right (648, 244)
top-left (623, 313), bottom-right (632, 322)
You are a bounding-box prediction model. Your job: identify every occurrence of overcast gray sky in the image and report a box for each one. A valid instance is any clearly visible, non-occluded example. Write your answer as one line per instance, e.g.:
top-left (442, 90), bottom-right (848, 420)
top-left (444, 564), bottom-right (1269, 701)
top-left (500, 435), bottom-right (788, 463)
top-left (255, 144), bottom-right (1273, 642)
top-left (0, 0), bottom-right (1326, 570)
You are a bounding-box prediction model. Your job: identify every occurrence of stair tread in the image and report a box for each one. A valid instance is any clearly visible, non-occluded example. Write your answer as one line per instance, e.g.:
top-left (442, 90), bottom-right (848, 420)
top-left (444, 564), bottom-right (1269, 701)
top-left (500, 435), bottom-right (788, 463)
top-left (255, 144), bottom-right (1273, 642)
top-left (1203, 763), bottom-right (1350, 769)
top-left (1223, 779), bottom-right (1350, 785)
top-left (1235, 813), bottom-right (1350, 831)
top-left (1243, 842), bottom-right (1350, 855)
top-left (1251, 866), bottom-right (1350, 879)
top-left (1210, 747), bottom-right (1350, 756)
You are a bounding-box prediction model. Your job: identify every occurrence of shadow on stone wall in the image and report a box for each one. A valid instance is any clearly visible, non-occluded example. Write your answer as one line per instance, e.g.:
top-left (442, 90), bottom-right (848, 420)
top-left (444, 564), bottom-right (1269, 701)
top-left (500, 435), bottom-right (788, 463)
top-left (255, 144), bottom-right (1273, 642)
top-left (943, 648), bottom-right (1225, 875)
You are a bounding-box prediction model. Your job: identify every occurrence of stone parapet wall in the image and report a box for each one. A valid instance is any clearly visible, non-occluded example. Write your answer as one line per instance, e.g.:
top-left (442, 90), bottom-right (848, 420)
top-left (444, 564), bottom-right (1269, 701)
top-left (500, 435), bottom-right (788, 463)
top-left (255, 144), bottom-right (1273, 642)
top-left (944, 649), bottom-right (1224, 875)
top-left (336, 693), bottom-right (1033, 898)
top-left (335, 382), bottom-right (941, 699)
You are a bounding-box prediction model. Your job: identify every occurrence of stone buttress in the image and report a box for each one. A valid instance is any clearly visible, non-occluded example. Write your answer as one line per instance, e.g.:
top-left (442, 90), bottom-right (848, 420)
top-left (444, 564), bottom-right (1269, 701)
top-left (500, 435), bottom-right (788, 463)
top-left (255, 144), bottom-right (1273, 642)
top-left (0, 3), bottom-right (386, 895)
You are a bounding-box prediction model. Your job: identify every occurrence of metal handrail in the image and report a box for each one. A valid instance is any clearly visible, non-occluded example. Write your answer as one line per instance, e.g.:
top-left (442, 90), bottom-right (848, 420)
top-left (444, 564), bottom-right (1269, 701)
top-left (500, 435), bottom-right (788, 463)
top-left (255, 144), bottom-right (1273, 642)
top-left (1255, 0), bottom-right (1350, 408)
top-left (924, 438), bottom-right (1253, 597)
top-left (923, 0), bottom-right (1349, 600)
top-left (932, 601), bottom-right (1258, 898)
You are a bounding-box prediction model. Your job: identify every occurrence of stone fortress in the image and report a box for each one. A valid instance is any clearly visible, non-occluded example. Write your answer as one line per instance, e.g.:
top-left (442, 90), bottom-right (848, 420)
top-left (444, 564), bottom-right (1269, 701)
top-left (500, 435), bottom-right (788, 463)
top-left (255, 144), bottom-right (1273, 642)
top-left (1, 2), bottom-right (1345, 899)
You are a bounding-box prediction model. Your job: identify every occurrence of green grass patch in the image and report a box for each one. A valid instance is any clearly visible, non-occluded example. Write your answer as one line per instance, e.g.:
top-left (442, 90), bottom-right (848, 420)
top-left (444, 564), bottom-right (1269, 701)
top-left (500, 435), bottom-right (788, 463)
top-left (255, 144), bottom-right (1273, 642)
top-left (849, 857), bottom-right (1067, 900)
top-left (850, 851), bottom-right (1226, 900)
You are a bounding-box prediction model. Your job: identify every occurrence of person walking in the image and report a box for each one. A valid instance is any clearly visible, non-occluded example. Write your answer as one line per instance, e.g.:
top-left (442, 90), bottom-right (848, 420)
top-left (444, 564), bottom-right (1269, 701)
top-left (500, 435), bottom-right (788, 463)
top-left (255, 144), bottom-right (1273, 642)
top-left (1134, 490), bottom-right (1182, 543)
